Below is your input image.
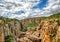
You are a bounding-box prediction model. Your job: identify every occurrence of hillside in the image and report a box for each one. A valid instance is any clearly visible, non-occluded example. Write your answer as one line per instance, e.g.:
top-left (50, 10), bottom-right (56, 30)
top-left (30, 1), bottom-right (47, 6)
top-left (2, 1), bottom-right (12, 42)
top-left (0, 13), bottom-right (60, 42)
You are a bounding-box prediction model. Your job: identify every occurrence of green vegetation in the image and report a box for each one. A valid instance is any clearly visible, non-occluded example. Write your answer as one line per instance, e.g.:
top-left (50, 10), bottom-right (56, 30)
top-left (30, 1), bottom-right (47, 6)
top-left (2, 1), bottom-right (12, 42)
top-left (0, 13), bottom-right (60, 42)
top-left (49, 13), bottom-right (60, 19)
top-left (0, 19), bottom-right (4, 26)
top-left (40, 13), bottom-right (60, 20)
top-left (56, 20), bottom-right (60, 25)
top-left (20, 28), bottom-right (27, 32)
top-left (50, 28), bottom-right (57, 42)
top-left (25, 22), bottom-right (38, 27)
top-left (58, 39), bottom-right (60, 42)
top-left (50, 32), bottom-right (56, 37)
top-left (5, 35), bottom-right (14, 42)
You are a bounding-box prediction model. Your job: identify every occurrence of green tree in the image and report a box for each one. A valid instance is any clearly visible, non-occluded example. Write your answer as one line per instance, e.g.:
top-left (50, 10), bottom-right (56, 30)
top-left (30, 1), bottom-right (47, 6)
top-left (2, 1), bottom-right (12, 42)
top-left (5, 35), bottom-right (14, 42)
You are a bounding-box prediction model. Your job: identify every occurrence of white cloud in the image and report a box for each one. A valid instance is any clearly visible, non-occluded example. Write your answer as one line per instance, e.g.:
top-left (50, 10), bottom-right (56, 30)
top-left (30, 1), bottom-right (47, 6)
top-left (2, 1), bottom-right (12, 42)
top-left (0, 0), bottom-right (40, 19)
top-left (37, 0), bottom-right (59, 17)
top-left (0, 0), bottom-right (60, 20)
top-left (0, 0), bottom-right (40, 12)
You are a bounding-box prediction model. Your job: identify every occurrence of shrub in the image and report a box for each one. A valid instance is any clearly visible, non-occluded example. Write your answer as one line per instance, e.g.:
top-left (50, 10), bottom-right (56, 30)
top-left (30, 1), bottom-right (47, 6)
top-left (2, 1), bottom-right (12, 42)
top-left (5, 35), bottom-right (14, 42)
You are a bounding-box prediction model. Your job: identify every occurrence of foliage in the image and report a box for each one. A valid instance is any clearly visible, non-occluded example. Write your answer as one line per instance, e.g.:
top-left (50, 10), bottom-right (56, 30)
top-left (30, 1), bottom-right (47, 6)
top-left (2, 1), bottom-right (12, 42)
top-left (58, 39), bottom-right (60, 42)
top-left (50, 28), bottom-right (57, 42)
top-left (5, 35), bottom-right (14, 42)
top-left (48, 13), bottom-right (60, 19)
top-left (50, 32), bottom-right (56, 38)
top-left (25, 22), bottom-right (38, 27)
top-left (20, 28), bottom-right (27, 32)
top-left (56, 20), bottom-right (60, 25)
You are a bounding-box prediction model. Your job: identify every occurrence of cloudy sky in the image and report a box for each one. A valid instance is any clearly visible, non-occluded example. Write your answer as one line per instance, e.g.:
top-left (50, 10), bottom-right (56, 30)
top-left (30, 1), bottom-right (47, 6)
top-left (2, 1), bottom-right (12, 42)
top-left (0, 0), bottom-right (60, 20)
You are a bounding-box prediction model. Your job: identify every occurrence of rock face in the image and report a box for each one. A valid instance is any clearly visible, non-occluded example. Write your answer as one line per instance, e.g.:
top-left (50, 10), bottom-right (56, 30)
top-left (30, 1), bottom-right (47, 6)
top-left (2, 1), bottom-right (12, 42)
top-left (0, 26), bottom-right (4, 42)
top-left (56, 26), bottom-right (60, 42)
top-left (1, 18), bottom-right (59, 42)
top-left (16, 19), bottom-right (60, 42)
top-left (0, 18), bottom-right (59, 42)
top-left (0, 13), bottom-right (60, 42)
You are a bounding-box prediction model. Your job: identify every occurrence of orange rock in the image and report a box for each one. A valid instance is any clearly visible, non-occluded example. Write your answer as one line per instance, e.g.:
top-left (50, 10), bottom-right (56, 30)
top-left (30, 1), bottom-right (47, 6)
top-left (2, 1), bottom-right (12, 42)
top-left (56, 26), bottom-right (60, 42)
top-left (0, 26), bottom-right (4, 42)
top-left (44, 33), bottom-right (51, 42)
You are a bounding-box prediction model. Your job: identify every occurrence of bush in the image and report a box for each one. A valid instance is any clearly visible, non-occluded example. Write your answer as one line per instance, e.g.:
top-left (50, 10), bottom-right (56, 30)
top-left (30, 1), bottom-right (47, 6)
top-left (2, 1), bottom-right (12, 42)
top-left (25, 22), bottom-right (38, 27)
top-left (5, 35), bottom-right (14, 42)
top-left (58, 39), bottom-right (60, 42)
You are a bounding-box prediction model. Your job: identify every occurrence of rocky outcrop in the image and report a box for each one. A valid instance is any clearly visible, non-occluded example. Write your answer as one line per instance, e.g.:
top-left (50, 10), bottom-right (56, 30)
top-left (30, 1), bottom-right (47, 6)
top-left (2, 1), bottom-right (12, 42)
top-left (0, 13), bottom-right (60, 42)
top-left (16, 18), bottom-right (60, 42)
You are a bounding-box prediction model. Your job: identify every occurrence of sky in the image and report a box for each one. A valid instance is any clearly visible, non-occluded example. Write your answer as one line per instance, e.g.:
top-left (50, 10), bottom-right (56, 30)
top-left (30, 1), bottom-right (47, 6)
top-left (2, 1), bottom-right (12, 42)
top-left (0, 0), bottom-right (60, 20)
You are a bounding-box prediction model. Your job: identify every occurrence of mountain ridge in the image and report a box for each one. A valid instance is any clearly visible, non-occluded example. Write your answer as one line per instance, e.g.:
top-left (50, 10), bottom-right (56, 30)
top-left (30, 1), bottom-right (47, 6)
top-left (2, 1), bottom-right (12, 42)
top-left (0, 13), bottom-right (60, 21)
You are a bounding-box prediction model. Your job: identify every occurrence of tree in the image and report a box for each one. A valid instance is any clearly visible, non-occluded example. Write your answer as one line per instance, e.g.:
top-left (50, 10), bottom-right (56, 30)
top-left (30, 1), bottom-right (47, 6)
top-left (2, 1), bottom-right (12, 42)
top-left (5, 35), bottom-right (14, 42)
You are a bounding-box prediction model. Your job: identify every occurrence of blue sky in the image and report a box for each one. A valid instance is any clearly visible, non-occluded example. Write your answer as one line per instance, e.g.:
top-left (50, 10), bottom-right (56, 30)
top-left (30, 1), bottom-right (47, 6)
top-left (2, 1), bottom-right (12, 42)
top-left (32, 0), bottom-right (48, 9)
top-left (0, 0), bottom-right (60, 20)
top-left (15, 0), bottom-right (48, 15)
top-left (15, 10), bottom-right (25, 15)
